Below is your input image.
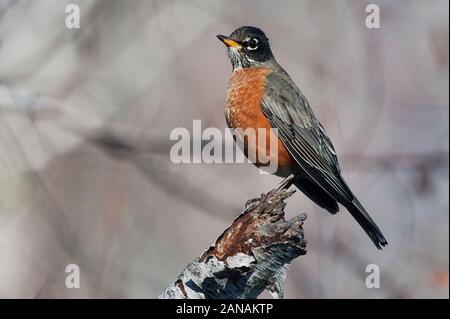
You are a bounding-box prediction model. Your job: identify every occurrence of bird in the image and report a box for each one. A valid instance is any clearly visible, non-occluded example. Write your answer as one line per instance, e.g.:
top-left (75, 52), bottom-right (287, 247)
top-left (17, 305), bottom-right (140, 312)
top-left (217, 26), bottom-right (387, 249)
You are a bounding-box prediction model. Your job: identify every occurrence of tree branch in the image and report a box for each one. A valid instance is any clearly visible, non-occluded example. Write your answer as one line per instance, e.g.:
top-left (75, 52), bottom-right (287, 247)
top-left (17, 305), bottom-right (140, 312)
top-left (159, 176), bottom-right (307, 299)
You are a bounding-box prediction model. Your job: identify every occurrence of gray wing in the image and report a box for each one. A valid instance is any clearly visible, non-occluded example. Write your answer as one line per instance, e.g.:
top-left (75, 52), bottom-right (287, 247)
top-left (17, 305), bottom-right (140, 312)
top-left (261, 71), bottom-right (353, 202)
top-left (261, 71), bottom-right (388, 249)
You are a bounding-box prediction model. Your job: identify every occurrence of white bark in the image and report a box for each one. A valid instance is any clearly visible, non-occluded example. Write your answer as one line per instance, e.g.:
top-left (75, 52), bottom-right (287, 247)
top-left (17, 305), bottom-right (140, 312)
top-left (159, 176), bottom-right (307, 299)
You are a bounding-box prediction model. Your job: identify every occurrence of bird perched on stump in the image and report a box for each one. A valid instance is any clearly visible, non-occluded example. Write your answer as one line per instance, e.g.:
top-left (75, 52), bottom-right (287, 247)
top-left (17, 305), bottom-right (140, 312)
top-left (217, 26), bottom-right (387, 249)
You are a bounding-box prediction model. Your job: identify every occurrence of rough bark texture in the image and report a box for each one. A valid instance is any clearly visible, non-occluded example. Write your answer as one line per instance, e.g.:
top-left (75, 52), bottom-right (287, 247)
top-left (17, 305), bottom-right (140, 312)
top-left (159, 178), bottom-right (307, 299)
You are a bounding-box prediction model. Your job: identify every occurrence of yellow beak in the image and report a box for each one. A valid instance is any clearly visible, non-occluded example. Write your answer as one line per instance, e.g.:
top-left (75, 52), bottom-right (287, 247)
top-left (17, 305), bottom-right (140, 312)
top-left (217, 35), bottom-right (242, 49)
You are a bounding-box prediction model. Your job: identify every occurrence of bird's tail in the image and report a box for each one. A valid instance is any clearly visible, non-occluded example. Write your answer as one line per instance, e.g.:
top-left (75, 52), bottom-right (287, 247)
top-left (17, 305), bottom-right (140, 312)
top-left (344, 198), bottom-right (388, 250)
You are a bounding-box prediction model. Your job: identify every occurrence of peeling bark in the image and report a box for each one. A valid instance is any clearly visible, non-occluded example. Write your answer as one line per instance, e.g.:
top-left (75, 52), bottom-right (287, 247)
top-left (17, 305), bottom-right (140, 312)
top-left (159, 177), bottom-right (307, 299)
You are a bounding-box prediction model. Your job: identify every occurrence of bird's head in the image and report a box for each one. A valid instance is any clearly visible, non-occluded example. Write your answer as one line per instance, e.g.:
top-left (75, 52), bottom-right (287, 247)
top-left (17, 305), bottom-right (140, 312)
top-left (217, 26), bottom-right (275, 70)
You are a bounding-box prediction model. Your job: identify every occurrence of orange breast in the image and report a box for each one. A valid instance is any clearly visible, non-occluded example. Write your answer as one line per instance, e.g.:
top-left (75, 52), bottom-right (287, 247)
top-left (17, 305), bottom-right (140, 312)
top-left (225, 67), bottom-right (295, 174)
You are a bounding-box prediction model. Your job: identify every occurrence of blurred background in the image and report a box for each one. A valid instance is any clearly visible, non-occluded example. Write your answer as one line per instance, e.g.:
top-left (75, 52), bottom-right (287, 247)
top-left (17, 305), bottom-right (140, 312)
top-left (0, 0), bottom-right (448, 298)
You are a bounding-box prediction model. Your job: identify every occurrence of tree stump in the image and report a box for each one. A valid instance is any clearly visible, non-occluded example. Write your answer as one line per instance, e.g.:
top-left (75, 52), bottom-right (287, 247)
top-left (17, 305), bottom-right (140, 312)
top-left (159, 177), bottom-right (307, 299)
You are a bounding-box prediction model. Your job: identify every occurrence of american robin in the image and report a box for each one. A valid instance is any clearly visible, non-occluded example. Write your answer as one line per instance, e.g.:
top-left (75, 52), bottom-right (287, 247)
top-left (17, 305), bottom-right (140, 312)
top-left (217, 26), bottom-right (387, 249)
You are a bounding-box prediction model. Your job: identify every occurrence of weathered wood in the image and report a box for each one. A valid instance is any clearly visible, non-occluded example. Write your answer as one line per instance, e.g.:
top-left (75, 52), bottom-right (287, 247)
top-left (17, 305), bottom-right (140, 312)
top-left (159, 176), bottom-right (307, 299)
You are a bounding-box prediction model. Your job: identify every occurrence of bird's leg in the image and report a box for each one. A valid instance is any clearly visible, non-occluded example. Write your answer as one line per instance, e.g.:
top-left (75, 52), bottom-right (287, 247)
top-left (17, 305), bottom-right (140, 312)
top-left (272, 174), bottom-right (296, 193)
top-left (246, 174), bottom-right (296, 208)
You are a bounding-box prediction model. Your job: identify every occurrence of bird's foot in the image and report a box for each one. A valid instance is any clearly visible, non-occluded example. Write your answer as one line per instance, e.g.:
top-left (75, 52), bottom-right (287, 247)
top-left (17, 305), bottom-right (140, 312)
top-left (271, 174), bottom-right (296, 194)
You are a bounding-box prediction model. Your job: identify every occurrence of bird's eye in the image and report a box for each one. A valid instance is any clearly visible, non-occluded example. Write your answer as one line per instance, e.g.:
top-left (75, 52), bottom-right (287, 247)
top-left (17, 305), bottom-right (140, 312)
top-left (244, 38), bottom-right (259, 50)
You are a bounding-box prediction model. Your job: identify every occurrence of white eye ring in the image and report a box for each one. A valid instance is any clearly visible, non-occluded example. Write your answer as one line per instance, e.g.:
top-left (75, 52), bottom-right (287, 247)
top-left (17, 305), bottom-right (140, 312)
top-left (245, 37), bottom-right (259, 50)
